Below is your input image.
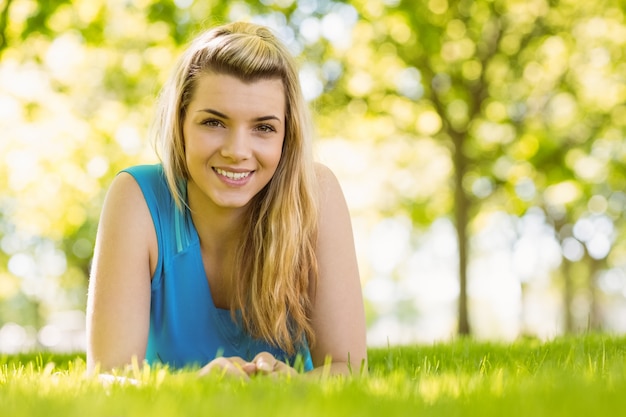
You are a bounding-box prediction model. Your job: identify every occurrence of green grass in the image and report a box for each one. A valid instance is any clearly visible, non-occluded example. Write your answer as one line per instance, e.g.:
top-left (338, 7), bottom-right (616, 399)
top-left (1, 334), bottom-right (625, 416)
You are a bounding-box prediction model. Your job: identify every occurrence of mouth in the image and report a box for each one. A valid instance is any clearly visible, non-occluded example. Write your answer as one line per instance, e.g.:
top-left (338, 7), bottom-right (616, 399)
top-left (213, 167), bottom-right (253, 180)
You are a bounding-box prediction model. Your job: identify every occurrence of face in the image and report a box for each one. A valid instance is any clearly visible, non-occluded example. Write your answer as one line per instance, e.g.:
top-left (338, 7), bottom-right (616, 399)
top-left (182, 72), bottom-right (285, 215)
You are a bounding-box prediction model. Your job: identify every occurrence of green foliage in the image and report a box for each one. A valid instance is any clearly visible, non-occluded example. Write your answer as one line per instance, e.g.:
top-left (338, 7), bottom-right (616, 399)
top-left (1, 0), bottom-right (626, 337)
top-left (1, 335), bottom-right (626, 416)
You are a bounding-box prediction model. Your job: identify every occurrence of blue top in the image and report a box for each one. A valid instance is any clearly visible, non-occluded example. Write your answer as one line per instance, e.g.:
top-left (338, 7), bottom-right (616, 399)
top-left (122, 164), bottom-right (313, 371)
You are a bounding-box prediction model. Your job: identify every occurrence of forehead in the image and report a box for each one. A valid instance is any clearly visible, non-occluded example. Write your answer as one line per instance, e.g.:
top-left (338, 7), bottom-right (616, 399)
top-left (188, 72), bottom-right (285, 116)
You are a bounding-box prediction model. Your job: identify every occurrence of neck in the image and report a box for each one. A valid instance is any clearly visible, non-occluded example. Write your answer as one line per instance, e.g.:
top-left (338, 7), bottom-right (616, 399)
top-left (186, 184), bottom-right (247, 256)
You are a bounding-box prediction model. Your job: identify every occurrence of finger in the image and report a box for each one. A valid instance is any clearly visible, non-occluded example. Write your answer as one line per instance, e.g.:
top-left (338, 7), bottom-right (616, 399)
top-left (227, 356), bottom-right (248, 368)
top-left (228, 356), bottom-right (256, 375)
top-left (252, 352), bottom-right (277, 374)
top-left (198, 357), bottom-right (250, 380)
top-left (221, 360), bottom-right (250, 379)
top-left (242, 362), bottom-right (257, 375)
top-left (198, 357), bottom-right (230, 377)
top-left (259, 361), bottom-right (298, 381)
top-left (251, 352), bottom-right (299, 378)
top-left (269, 360), bottom-right (299, 379)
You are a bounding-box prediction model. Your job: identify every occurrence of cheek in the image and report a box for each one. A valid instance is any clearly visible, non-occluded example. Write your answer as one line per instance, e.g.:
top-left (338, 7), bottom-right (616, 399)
top-left (258, 138), bottom-right (284, 168)
top-left (182, 129), bottom-right (207, 160)
top-left (270, 149), bottom-right (283, 172)
top-left (273, 138), bottom-right (286, 165)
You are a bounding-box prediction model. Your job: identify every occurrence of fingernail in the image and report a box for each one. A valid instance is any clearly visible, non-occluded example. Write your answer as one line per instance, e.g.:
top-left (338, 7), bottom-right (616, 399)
top-left (242, 363), bottom-right (256, 373)
top-left (258, 360), bottom-right (272, 372)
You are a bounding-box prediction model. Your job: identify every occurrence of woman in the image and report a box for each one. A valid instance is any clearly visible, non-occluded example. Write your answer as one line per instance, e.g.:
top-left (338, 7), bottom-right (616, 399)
top-left (86, 21), bottom-right (367, 378)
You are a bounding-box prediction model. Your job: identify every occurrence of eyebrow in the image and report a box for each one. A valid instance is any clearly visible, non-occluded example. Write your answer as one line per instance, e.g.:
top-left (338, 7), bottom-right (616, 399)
top-left (197, 108), bottom-right (282, 123)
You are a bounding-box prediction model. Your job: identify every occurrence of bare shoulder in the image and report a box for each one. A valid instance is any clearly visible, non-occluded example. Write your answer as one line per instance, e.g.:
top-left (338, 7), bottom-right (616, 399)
top-left (104, 171), bottom-right (146, 208)
top-left (312, 162), bottom-right (352, 231)
top-left (314, 162), bottom-right (338, 184)
top-left (314, 162), bottom-right (335, 180)
top-left (96, 171), bottom-right (157, 276)
top-left (313, 162), bottom-right (345, 204)
top-left (101, 172), bottom-right (152, 229)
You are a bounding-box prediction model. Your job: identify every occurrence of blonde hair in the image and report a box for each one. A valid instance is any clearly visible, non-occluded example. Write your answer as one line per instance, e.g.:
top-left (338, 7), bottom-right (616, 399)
top-left (152, 22), bottom-right (318, 355)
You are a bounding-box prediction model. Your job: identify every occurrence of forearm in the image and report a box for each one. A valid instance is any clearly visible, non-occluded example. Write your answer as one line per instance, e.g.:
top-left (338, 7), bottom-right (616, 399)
top-left (86, 345), bottom-right (146, 374)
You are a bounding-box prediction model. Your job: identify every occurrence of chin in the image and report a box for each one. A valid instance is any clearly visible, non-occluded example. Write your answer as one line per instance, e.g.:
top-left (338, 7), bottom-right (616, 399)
top-left (213, 196), bottom-right (253, 210)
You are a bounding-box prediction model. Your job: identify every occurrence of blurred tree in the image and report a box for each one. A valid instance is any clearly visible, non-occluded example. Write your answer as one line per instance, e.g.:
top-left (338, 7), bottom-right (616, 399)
top-left (339, 0), bottom-right (626, 335)
top-left (1, 0), bottom-right (625, 344)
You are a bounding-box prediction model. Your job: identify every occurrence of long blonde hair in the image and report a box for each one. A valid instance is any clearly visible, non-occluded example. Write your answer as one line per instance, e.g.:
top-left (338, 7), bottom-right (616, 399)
top-left (152, 22), bottom-right (318, 355)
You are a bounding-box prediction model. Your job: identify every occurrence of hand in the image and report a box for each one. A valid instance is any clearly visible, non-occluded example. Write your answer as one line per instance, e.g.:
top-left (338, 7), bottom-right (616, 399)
top-left (197, 352), bottom-right (299, 380)
top-left (250, 351), bottom-right (298, 379)
top-left (197, 356), bottom-right (256, 380)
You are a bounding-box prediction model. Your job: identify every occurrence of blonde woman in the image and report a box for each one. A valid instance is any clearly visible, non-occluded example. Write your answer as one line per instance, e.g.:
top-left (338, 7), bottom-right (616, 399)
top-left (86, 21), bottom-right (367, 378)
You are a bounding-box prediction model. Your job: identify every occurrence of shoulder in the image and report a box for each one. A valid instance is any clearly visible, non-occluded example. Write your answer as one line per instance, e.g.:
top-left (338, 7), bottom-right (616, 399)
top-left (102, 171), bottom-right (152, 227)
top-left (99, 168), bottom-right (159, 275)
top-left (117, 163), bottom-right (173, 208)
top-left (121, 164), bottom-right (166, 192)
top-left (313, 162), bottom-right (347, 211)
top-left (314, 162), bottom-right (336, 183)
top-left (122, 163), bottom-right (163, 178)
top-left (101, 165), bottom-right (165, 233)
top-left (312, 163), bottom-right (352, 232)
top-left (107, 169), bottom-right (145, 202)
top-left (314, 162), bottom-right (342, 199)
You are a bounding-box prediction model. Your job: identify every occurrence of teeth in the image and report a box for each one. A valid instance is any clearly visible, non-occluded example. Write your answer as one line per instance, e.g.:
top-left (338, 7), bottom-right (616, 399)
top-left (215, 168), bottom-right (251, 180)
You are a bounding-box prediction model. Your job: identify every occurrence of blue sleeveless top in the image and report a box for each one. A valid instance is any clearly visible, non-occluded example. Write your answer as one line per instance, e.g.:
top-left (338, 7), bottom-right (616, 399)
top-left (122, 164), bottom-right (313, 371)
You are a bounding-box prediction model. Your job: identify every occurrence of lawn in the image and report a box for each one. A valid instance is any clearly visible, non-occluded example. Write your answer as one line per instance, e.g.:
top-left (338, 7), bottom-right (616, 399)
top-left (1, 334), bottom-right (625, 416)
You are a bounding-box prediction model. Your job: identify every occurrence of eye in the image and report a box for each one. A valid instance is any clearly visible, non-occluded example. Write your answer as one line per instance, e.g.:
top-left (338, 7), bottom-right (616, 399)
top-left (256, 124), bottom-right (276, 133)
top-left (202, 118), bottom-right (224, 128)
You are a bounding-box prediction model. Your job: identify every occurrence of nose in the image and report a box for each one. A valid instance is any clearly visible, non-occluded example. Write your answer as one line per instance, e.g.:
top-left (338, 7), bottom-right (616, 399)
top-left (220, 127), bottom-right (251, 161)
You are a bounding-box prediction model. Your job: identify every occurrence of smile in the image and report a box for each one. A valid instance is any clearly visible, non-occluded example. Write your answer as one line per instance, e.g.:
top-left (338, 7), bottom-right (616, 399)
top-left (214, 167), bottom-right (252, 180)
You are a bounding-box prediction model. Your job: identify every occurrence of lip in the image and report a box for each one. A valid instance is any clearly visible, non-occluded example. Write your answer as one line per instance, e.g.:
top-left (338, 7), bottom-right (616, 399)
top-left (213, 166), bottom-right (253, 173)
top-left (212, 167), bottom-right (255, 186)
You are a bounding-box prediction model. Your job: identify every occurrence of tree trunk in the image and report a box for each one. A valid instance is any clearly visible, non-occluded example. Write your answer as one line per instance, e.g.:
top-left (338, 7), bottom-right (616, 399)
top-left (587, 255), bottom-right (602, 331)
top-left (452, 130), bottom-right (471, 335)
top-left (561, 258), bottom-right (574, 333)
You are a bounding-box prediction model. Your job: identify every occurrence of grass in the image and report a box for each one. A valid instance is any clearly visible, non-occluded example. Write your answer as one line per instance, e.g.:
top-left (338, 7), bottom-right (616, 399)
top-left (1, 334), bottom-right (625, 416)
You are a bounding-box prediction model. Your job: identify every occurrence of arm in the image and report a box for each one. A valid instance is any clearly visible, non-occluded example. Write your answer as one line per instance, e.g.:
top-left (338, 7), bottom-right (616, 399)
top-left (86, 172), bottom-right (156, 373)
top-left (308, 163), bottom-right (368, 376)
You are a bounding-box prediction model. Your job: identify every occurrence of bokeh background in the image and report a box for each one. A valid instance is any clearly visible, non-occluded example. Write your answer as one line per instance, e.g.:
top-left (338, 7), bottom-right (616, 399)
top-left (1, 0), bottom-right (625, 353)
